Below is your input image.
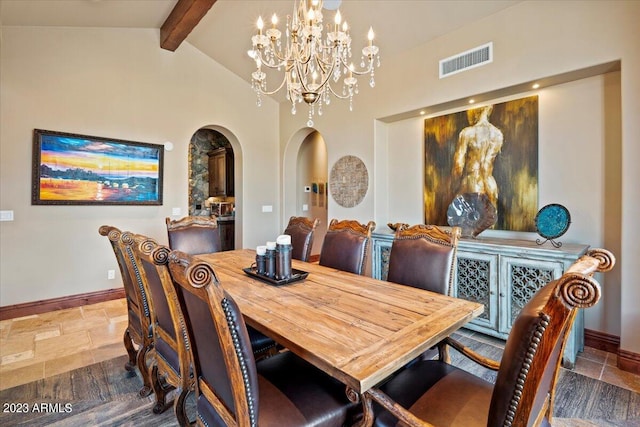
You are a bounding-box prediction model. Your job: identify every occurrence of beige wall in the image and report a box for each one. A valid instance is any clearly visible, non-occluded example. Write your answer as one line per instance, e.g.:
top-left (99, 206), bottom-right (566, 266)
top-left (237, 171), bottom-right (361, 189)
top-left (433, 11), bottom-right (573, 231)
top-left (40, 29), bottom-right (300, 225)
top-left (280, 1), bottom-right (639, 354)
top-left (0, 26), bottom-right (281, 305)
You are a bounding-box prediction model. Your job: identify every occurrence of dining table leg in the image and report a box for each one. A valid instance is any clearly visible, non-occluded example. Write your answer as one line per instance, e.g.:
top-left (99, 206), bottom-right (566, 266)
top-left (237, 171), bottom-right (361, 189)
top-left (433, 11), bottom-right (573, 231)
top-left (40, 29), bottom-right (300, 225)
top-left (347, 386), bottom-right (374, 427)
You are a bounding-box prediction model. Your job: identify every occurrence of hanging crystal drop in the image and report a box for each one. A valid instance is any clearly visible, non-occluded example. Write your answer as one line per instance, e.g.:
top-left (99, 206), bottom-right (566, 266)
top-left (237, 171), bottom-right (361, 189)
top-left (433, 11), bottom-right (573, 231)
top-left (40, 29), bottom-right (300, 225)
top-left (307, 108), bottom-right (314, 127)
top-left (292, 103), bottom-right (297, 115)
top-left (370, 76), bottom-right (375, 88)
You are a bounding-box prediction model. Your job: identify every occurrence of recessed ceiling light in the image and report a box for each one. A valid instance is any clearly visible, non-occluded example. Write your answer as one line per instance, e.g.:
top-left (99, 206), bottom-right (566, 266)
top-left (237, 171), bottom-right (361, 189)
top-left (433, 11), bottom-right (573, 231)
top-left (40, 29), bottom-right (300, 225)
top-left (532, 83), bottom-right (540, 89)
top-left (468, 99), bottom-right (475, 104)
top-left (419, 110), bottom-right (426, 115)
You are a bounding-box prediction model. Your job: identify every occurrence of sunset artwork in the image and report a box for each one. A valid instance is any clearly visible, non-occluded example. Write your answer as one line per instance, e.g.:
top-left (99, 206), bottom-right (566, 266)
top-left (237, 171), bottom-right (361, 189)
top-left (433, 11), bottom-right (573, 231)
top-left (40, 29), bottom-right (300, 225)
top-left (32, 130), bottom-right (163, 205)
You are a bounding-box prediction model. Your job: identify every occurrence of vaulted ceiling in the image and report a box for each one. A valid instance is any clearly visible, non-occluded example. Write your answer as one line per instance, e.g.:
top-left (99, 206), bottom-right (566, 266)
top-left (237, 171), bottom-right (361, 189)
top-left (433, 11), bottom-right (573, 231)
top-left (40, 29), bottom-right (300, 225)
top-left (1, 0), bottom-right (522, 100)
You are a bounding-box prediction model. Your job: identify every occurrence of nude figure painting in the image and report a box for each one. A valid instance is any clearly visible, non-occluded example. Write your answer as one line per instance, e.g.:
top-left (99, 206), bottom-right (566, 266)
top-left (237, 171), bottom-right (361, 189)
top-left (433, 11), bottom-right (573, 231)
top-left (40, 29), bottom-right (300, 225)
top-left (424, 96), bottom-right (538, 232)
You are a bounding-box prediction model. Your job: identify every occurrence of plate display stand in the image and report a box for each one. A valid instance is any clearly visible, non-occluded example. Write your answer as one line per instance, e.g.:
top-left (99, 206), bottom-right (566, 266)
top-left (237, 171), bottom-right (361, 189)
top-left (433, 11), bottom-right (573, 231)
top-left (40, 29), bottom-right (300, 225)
top-left (535, 203), bottom-right (571, 248)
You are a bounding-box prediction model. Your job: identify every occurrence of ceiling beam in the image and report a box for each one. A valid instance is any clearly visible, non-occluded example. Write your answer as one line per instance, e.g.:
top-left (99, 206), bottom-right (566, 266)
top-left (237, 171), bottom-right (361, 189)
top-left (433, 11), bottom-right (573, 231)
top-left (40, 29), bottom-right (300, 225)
top-left (160, 0), bottom-right (216, 52)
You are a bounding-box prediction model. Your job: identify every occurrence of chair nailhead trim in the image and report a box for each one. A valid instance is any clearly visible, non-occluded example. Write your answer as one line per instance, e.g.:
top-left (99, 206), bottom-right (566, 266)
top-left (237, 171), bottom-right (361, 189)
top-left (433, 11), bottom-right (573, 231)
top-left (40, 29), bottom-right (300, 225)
top-left (503, 313), bottom-right (550, 427)
top-left (126, 246), bottom-right (151, 320)
top-left (222, 298), bottom-right (257, 427)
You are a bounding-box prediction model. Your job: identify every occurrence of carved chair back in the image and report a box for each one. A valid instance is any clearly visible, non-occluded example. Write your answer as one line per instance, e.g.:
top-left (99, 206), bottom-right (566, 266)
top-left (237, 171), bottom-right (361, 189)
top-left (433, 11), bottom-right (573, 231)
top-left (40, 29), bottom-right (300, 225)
top-left (283, 216), bottom-right (320, 262)
top-left (167, 250), bottom-right (260, 426)
top-left (319, 219), bottom-right (376, 275)
top-left (166, 216), bottom-right (222, 255)
top-left (98, 225), bottom-right (153, 396)
top-left (488, 248), bottom-right (615, 426)
top-left (387, 224), bottom-right (461, 295)
top-left (128, 233), bottom-right (193, 424)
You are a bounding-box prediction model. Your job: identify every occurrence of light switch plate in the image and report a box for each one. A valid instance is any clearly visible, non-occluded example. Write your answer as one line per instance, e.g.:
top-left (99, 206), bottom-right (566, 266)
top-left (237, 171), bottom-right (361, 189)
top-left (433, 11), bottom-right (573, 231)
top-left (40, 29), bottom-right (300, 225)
top-left (262, 205), bottom-right (273, 213)
top-left (302, 204), bottom-right (309, 211)
top-left (0, 210), bottom-right (14, 221)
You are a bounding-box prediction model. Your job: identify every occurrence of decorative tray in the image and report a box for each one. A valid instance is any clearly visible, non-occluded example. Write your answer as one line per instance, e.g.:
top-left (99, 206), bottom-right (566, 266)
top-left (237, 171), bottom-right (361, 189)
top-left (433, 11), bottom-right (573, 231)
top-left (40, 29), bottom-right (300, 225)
top-left (242, 267), bottom-right (309, 287)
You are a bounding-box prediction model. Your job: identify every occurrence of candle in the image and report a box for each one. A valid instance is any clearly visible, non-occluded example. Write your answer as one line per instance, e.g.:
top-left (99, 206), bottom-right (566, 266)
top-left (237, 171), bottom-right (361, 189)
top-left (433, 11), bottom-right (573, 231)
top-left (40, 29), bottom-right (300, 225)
top-left (276, 234), bottom-right (292, 245)
top-left (257, 16), bottom-right (264, 36)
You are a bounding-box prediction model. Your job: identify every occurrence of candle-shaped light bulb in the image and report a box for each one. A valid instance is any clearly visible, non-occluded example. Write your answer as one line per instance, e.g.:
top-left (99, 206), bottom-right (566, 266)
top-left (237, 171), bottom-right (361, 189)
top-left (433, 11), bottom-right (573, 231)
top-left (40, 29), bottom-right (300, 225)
top-left (257, 16), bottom-right (264, 35)
top-left (349, 63), bottom-right (354, 78)
top-left (342, 21), bottom-right (348, 33)
top-left (308, 8), bottom-right (315, 25)
top-left (271, 13), bottom-right (278, 28)
top-left (368, 27), bottom-right (375, 46)
top-left (334, 10), bottom-right (342, 26)
top-left (312, 70), bottom-right (318, 85)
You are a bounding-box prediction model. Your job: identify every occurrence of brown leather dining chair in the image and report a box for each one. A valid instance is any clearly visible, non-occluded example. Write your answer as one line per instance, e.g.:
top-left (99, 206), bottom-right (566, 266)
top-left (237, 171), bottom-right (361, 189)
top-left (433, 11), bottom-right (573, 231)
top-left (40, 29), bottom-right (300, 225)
top-left (98, 225), bottom-right (153, 397)
top-left (166, 249), bottom-right (363, 427)
top-left (166, 216), bottom-right (277, 360)
top-left (166, 216), bottom-right (222, 255)
top-left (283, 216), bottom-right (319, 262)
top-left (319, 219), bottom-right (376, 275)
top-left (387, 224), bottom-right (461, 295)
top-left (128, 233), bottom-right (193, 426)
top-left (363, 248), bottom-right (615, 427)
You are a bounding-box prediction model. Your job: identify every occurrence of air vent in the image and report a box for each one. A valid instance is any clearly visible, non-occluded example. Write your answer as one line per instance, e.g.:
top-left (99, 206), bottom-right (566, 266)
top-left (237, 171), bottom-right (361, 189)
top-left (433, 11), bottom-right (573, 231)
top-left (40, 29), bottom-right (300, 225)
top-left (439, 42), bottom-right (493, 78)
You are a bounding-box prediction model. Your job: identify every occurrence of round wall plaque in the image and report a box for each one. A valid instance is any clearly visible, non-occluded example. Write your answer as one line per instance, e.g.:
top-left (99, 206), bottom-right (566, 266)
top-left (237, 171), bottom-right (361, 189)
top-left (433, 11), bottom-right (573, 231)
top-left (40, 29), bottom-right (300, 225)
top-left (329, 155), bottom-right (368, 208)
top-left (535, 203), bottom-right (570, 247)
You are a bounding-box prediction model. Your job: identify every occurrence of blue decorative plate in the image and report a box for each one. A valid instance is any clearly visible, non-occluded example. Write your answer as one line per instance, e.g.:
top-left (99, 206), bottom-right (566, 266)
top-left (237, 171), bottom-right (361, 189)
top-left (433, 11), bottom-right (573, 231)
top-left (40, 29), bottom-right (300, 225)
top-left (535, 204), bottom-right (570, 244)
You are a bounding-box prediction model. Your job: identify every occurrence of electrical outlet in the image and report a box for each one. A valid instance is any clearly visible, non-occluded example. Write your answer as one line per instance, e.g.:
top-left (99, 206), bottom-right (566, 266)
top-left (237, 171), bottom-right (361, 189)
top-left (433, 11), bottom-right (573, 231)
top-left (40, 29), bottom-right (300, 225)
top-left (302, 204), bottom-right (309, 211)
top-left (107, 270), bottom-right (116, 280)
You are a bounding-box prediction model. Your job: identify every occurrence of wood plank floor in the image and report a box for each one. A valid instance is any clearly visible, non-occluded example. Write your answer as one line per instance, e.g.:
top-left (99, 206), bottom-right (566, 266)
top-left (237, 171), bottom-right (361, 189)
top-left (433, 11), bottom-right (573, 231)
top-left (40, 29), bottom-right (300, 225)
top-left (1, 299), bottom-right (639, 426)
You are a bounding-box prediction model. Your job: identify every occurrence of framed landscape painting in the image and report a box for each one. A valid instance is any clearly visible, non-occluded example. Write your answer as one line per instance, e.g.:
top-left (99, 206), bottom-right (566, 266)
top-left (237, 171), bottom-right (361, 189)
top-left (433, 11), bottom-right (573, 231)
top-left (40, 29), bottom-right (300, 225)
top-left (32, 129), bottom-right (164, 205)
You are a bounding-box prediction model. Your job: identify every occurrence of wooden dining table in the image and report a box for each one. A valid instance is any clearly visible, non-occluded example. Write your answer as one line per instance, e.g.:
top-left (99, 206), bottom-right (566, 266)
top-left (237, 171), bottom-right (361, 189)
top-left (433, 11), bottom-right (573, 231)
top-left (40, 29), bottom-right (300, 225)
top-left (196, 249), bottom-right (484, 395)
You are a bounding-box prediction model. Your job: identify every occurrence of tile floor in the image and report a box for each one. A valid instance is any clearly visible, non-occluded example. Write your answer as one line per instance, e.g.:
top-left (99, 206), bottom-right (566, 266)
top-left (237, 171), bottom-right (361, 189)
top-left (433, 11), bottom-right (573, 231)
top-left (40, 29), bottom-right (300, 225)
top-left (1, 298), bottom-right (639, 393)
top-left (0, 299), bottom-right (129, 391)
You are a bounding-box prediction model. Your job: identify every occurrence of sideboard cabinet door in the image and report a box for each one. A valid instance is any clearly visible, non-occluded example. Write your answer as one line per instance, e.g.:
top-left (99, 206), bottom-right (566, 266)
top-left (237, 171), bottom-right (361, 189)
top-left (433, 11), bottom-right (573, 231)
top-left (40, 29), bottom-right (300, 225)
top-left (455, 251), bottom-right (500, 336)
top-left (500, 255), bottom-right (563, 333)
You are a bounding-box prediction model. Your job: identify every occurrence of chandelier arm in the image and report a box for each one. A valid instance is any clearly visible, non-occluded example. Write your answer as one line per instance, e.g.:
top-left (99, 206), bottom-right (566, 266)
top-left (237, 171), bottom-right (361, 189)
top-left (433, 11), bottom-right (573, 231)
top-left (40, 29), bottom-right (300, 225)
top-left (336, 56), bottom-right (376, 76)
top-left (325, 84), bottom-right (353, 100)
top-left (254, 51), bottom-right (287, 70)
top-left (293, 60), bottom-right (311, 93)
top-left (312, 59), bottom-right (338, 93)
top-left (255, 73), bottom-right (289, 96)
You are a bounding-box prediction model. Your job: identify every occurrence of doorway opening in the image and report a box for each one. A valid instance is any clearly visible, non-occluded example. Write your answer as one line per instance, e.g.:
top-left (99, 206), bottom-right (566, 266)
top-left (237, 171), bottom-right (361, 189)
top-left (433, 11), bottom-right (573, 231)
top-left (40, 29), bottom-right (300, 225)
top-left (188, 127), bottom-right (240, 251)
top-left (296, 131), bottom-right (328, 257)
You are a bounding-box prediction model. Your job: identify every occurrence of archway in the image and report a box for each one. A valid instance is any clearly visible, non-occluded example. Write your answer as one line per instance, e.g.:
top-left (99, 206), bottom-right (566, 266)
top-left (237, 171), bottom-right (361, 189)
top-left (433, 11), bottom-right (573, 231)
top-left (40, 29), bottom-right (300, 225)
top-left (188, 126), bottom-right (243, 249)
top-left (283, 129), bottom-right (328, 257)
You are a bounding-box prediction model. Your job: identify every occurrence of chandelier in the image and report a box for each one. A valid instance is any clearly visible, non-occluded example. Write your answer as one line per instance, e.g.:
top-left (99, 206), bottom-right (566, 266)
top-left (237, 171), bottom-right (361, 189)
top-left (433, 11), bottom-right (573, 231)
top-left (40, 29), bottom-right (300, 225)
top-left (248, 0), bottom-right (381, 126)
